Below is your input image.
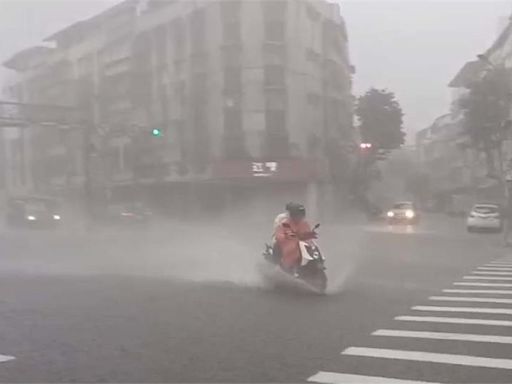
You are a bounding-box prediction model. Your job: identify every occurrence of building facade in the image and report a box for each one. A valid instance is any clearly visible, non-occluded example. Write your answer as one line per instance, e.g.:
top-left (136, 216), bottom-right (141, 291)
top-left (417, 14), bottom-right (512, 211)
top-left (3, 0), bottom-right (355, 218)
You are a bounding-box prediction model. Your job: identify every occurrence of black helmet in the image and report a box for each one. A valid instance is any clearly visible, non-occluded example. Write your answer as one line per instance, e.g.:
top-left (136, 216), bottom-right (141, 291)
top-left (286, 202), bottom-right (306, 219)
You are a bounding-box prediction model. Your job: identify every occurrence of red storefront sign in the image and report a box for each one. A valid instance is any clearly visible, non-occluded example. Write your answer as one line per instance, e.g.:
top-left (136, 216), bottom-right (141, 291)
top-left (212, 158), bottom-right (323, 182)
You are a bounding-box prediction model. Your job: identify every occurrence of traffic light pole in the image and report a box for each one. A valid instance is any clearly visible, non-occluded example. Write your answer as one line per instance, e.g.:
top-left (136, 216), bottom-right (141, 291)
top-left (82, 122), bottom-right (93, 228)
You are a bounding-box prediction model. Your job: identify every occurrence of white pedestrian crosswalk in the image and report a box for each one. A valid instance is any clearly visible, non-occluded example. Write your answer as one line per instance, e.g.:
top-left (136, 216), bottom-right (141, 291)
top-left (308, 257), bottom-right (512, 384)
top-left (395, 315), bottom-right (512, 326)
top-left (342, 347), bottom-right (512, 370)
top-left (308, 371), bottom-right (439, 384)
top-left (372, 329), bottom-right (512, 344)
top-left (428, 295), bottom-right (512, 304)
top-left (443, 288), bottom-right (512, 294)
top-left (453, 281), bottom-right (512, 287)
top-left (478, 267), bottom-right (512, 271)
top-left (473, 271), bottom-right (512, 275)
top-left (463, 275), bottom-right (512, 280)
top-left (412, 305), bottom-right (512, 315)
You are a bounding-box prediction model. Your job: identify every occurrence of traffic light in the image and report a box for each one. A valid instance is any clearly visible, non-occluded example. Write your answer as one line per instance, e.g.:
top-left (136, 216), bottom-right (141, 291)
top-left (360, 143), bottom-right (373, 150)
top-left (151, 128), bottom-right (163, 137)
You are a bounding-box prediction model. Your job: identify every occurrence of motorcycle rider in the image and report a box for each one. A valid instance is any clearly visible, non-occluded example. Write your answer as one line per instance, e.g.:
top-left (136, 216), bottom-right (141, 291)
top-left (274, 202), bottom-right (317, 274)
top-left (273, 202), bottom-right (293, 231)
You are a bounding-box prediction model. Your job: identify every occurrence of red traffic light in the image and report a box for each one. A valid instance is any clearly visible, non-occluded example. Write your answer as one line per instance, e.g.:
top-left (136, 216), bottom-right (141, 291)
top-left (360, 143), bottom-right (373, 149)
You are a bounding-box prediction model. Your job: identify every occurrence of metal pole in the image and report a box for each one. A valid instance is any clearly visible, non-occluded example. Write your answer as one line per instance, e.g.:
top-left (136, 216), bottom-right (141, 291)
top-left (82, 123), bottom-right (92, 229)
top-left (498, 136), bottom-right (512, 246)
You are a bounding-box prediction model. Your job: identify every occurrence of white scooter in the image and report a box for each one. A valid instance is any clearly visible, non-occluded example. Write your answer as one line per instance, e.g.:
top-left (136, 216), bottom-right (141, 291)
top-left (262, 223), bottom-right (327, 293)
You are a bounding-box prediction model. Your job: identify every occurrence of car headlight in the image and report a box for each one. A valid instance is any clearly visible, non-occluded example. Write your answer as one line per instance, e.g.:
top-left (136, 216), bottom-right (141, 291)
top-left (27, 215), bottom-right (36, 221)
top-left (387, 211), bottom-right (395, 218)
top-left (53, 215), bottom-right (61, 220)
top-left (405, 210), bottom-right (415, 219)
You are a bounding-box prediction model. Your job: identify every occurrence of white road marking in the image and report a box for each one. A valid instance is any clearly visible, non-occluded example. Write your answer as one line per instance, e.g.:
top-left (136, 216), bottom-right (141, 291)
top-left (412, 305), bottom-right (512, 315)
top-left (308, 371), bottom-right (439, 384)
top-left (489, 260), bottom-right (512, 265)
top-left (443, 289), bottom-right (512, 294)
top-left (0, 355), bottom-right (14, 363)
top-left (454, 282), bottom-right (512, 287)
top-left (396, 315), bottom-right (512, 326)
top-left (463, 275), bottom-right (512, 280)
top-left (342, 347), bottom-right (512, 370)
top-left (373, 329), bottom-right (512, 344)
top-left (473, 271), bottom-right (512, 275)
top-left (429, 296), bottom-right (512, 304)
top-left (479, 267), bottom-right (512, 271)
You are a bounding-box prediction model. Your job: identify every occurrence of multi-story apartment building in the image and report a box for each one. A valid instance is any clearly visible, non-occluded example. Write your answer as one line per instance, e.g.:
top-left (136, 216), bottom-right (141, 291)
top-left (3, 0), bottom-right (354, 218)
top-left (416, 15), bottom-right (512, 211)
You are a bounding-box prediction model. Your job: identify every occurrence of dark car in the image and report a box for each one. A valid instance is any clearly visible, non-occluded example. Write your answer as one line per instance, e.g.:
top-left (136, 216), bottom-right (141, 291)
top-left (6, 196), bottom-right (62, 228)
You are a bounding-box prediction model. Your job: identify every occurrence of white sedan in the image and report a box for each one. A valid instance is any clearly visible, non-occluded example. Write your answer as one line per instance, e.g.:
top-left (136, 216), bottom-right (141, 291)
top-left (467, 204), bottom-right (503, 233)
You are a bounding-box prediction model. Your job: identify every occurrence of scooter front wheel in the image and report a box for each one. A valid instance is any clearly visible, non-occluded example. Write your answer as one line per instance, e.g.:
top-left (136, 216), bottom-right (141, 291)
top-left (306, 269), bottom-right (327, 294)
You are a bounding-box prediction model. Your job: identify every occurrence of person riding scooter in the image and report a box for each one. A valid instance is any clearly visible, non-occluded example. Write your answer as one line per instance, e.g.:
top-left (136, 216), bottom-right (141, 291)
top-left (274, 203), bottom-right (317, 274)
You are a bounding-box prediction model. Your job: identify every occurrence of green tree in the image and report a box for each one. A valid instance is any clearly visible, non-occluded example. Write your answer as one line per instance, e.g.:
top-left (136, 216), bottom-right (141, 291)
top-left (355, 88), bottom-right (406, 153)
top-left (459, 67), bottom-right (512, 175)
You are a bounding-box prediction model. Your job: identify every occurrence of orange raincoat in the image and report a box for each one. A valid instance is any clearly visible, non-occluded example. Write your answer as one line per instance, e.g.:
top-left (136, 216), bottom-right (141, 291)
top-left (274, 218), bottom-right (313, 269)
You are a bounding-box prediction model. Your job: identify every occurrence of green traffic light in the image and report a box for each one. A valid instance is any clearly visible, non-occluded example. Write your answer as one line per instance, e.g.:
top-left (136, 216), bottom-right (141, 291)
top-left (152, 128), bottom-right (162, 137)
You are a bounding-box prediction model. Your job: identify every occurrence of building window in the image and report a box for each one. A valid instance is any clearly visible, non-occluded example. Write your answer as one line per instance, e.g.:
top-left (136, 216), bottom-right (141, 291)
top-left (307, 93), bottom-right (321, 107)
top-left (191, 53), bottom-right (209, 73)
top-left (262, 0), bottom-right (287, 20)
top-left (305, 48), bottom-right (321, 64)
top-left (190, 9), bottom-right (206, 53)
top-left (220, 0), bottom-right (241, 22)
top-left (306, 4), bottom-right (320, 22)
top-left (264, 110), bottom-right (289, 157)
top-left (222, 45), bottom-right (242, 67)
top-left (264, 65), bottom-right (285, 88)
top-left (264, 21), bottom-right (285, 42)
top-left (191, 73), bottom-right (208, 102)
top-left (191, 107), bottom-right (210, 171)
top-left (153, 24), bottom-right (168, 65)
top-left (263, 44), bottom-right (286, 65)
top-left (171, 18), bottom-right (186, 59)
top-left (174, 80), bottom-right (186, 107)
top-left (265, 89), bottom-right (287, 110)
top-left (265, 110), bottom-right (286, 132)
top-left (224, 108), bottom-right (242, 134)
top-left (222, 21), bottom-right (241, 45)
top-left (224, 68), bottom-right (242, 93)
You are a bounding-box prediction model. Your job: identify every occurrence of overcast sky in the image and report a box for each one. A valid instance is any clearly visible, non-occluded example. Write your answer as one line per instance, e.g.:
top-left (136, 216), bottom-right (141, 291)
top-left (0, 0), bottom-right (510, 134)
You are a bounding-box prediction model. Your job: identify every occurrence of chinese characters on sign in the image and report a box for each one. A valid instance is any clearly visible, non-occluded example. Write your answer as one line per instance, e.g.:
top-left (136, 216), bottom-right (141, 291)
top-left (252, 162), bottom-right (279, 177)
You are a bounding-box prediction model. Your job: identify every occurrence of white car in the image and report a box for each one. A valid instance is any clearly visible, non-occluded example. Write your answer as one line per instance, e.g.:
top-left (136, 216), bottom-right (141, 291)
top-left (386, 201), bottom-right (419, 224)
top-left (467, 204), bottom-right (503, 233)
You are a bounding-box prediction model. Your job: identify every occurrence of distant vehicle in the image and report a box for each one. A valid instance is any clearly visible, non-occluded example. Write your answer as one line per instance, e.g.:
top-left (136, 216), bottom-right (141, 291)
top-left (6, 196), bottom-right (61, 228)
top-left (386, 201), bottom-right (419, 224)
top-left (97, 201), bottom-right (152, 225)
top-left (467, 203), bottom-right (503, 233)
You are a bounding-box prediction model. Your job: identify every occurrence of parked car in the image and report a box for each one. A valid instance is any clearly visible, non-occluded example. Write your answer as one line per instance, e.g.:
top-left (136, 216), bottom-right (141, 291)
top-left (6, 196), bottom-right (61, 228)
top-left (386, 201), bottom-right (420, 224)
top-left (94, 201), bottom-right (152, 225)
top-left (467, 203), bottom-right (503, 233)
